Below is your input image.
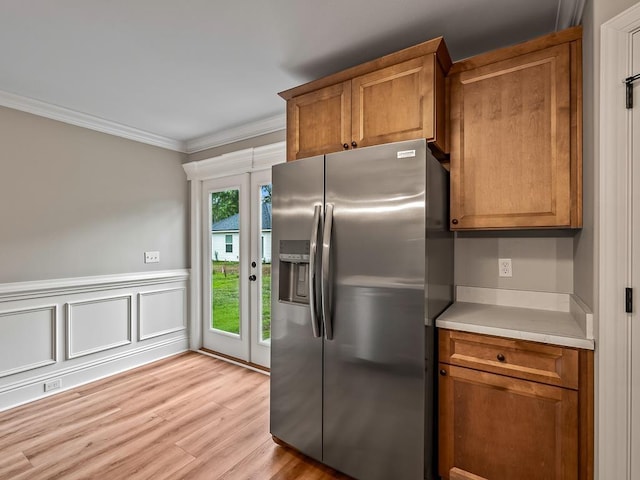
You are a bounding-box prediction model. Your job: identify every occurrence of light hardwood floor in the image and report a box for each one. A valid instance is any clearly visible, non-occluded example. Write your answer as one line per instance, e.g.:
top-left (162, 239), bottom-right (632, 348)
top-left (0, 352), bottom-right (351, 479)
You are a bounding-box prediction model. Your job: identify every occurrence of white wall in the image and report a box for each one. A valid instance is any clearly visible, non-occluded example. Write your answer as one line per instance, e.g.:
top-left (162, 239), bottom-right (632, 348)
top-left (211, 232), bottom-right (272, 262)
top-left (212, 232), bottom-right (240, 262)
top-left (261, 232), bottom-right (272, 263)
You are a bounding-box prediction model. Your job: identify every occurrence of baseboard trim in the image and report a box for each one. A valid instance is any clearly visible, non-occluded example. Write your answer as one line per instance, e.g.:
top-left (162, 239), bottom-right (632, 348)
top-left (0, 336), bottom-right (188, 412)
top-left (197, 348), bottom-right (270, 375)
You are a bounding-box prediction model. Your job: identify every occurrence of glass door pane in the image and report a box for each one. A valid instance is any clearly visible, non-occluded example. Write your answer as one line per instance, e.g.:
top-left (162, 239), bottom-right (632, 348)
top-left (210, 189), bottom-right (240, 335)
top-left (260, 183), bottom-right (272, 342)
top-left (202, 174), bottom-right (250, 362)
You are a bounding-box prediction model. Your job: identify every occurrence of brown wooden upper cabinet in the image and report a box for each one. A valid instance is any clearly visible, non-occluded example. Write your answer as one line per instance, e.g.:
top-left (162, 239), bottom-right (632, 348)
top-left (279, 37), bottom-right (451, 161)
top-left (448, 27), bottom-right (583, 230)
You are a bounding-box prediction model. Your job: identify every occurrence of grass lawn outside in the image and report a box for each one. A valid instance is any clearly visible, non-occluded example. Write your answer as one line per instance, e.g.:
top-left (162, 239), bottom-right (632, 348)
top-left (212, 261), bottom-right (271, 340)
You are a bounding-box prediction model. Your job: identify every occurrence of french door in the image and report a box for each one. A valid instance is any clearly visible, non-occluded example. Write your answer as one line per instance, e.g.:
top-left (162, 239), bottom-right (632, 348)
top-left (201, 170), bottom-right (272, 368)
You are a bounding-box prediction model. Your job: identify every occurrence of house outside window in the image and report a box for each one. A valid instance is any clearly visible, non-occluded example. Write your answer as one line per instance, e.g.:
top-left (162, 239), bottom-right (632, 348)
top-left (225, 234), bottom-right (233, 253)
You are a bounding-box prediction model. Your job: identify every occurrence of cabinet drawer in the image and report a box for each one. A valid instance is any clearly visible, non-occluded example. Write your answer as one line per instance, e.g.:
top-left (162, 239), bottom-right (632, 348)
top-left (439, 329), bottom-right (579, 389)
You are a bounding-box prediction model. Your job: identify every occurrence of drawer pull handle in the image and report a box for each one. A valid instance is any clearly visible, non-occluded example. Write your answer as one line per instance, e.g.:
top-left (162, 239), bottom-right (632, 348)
top-left (439, 369), bottom-right (447, 376)
top-left (497, 353), bottom-right (505, 362)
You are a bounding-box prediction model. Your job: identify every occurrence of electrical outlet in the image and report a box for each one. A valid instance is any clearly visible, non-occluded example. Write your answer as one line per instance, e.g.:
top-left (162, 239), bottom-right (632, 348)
top-left (144, 251), bottom-right (160, 263)
top-left (44, 378), bottom-right (62, 392)
top-left (498, 258), bottom-right (512, 277)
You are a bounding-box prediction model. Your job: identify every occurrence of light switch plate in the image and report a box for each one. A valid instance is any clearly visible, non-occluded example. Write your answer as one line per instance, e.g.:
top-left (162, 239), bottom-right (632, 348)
top-left (145, 251), bottom-right (160, 263)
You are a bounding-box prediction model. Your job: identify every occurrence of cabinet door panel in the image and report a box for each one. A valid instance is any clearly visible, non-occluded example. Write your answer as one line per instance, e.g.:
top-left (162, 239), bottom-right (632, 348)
top-left (450, 44), bottom-right (572, 229)
top-left (438, 364), bottom-right (578, 480)
top-left (351, 56), bottom-right (439, 149)
top-left (287, 81), bottom-right (351, 161)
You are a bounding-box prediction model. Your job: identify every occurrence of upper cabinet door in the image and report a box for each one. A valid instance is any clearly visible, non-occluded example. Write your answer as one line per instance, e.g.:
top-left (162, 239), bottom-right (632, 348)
top-left (449, 40), bottom-right (581, 230)
top-left (286, 81), bottom-right (351, 161)
top-left (351, 55), bottom-right (445, 152)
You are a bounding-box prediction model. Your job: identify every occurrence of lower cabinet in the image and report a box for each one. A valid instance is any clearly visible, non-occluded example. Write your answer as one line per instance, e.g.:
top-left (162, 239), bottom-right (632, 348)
top-left (438, 329), bottom-right (593, 480)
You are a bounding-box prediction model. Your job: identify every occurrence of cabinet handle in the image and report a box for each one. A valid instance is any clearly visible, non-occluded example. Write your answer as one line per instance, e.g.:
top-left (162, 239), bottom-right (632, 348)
top-left (451, 219), bottom-right (459, 225)
top-left (497, 353), bottom-right (505, 362)
top-left (343, 143), bottom-right (349, 150)
top-left (439, 369), bottom-right (447, 376)
top-left (351, 141), bottom-right (358, 148)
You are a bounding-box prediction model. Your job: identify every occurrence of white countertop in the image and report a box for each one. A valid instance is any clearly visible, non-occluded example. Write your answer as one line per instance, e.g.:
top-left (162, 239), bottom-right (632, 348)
top-left (436, 286), bottom-right (595, 350)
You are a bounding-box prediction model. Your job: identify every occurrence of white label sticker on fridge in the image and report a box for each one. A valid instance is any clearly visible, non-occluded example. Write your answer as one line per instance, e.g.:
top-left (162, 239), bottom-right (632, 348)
top-left (397, 150), bottom-right (416, 158)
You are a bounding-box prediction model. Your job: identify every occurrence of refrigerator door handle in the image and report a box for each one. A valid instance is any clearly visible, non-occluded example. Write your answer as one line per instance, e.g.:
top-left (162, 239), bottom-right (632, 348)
top-left (308, 204), bottom-right (322, 338)
top-left (322, 203), bottom-right (334, 340)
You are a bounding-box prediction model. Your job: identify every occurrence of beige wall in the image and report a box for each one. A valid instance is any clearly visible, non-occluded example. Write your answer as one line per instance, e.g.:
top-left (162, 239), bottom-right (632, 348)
top-left (455, 234), bottom-right (574, 293)
top-left (0, 106), bottom-right (189, 283)
top-left (573, 1), bottom-right (596, 310)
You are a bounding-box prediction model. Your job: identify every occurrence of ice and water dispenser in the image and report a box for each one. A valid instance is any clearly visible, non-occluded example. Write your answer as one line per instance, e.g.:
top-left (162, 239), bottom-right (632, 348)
top-left (278, 240), bottom-right (310, 304)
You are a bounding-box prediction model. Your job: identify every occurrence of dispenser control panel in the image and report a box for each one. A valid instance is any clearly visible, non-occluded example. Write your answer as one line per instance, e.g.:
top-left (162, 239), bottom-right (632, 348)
top-left (279, 240), bottom-right (310, 263)
top-left (278, 240), bottom-right (311, 305)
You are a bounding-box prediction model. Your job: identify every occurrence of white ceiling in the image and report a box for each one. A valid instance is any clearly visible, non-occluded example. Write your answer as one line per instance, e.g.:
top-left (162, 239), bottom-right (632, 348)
top-left (0, 0), bottom-right (584, 153)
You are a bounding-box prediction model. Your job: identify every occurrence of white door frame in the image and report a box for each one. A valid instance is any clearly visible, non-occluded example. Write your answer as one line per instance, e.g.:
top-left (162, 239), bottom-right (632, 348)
top-left (182, 142), bottom-right (286, 355)
top-left (249, 169), bottom-right (273, 367)
top-left (599, 4), bottom-right (640, 479)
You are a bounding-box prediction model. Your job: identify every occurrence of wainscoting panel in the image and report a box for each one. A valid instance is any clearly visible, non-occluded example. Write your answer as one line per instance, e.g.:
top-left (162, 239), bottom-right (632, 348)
top-left (0, 269), bottom-right (189, 412)
top-left (138, 287), bottom-right (186, 340)
top-left (0, 305), bottom-right (57, 378)
top-left (66, 295), bottom-right (132, 359)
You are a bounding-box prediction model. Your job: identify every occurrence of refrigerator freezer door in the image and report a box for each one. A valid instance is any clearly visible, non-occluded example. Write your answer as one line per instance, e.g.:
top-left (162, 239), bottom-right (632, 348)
top-left (323, 140), bottom-right (427, 480)
top-left (270, 156), bottom-right (324, 461)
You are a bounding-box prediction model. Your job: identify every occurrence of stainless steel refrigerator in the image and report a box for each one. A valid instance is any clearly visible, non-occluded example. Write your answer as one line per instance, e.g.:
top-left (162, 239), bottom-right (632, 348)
top-left (270, 139), bottom-right (453, 480)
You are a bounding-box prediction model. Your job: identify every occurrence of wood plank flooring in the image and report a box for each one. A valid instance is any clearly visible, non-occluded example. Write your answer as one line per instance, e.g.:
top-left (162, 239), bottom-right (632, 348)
top-left (0, 352), bottom-right (351, 480)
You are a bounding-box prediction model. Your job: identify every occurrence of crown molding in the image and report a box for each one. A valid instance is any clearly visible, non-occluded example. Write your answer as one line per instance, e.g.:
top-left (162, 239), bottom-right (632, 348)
top-left (555, 0), bottom-right (586, 30)
top-left (0, 89), bottom-right (286, 154)
top-left (0, 89), bottom-right (186, 152)
top-left (183, 141), bottom-right (285, 181)
top-left (185, 113), bottom-right (286, 154)
top-left (253, 141), bottom-right (287, 171)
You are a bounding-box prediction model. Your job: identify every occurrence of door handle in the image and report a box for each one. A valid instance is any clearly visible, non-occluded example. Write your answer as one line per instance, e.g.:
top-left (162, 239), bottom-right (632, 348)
top-left (249, 274), bottom-right (257, 281)
top-left (322, 203), bottom-right (334, 340)
top-left (308, 204), bottom-right (322, 338)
